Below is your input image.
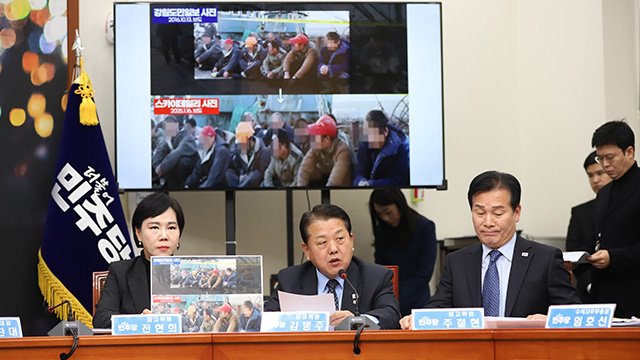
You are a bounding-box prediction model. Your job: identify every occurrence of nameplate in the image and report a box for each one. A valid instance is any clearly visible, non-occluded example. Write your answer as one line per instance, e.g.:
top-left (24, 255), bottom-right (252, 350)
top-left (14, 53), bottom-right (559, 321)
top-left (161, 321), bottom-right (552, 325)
top-left (112, 314), bottom-right (182, 335)
top-left (546, 304), bottom-right (616, 329)
top-left (0, 317), bottom-right (23, 338)
top-left (260, 311), bottom-right (329, 332)
top-left (412, 308), bottom-right (485, 330)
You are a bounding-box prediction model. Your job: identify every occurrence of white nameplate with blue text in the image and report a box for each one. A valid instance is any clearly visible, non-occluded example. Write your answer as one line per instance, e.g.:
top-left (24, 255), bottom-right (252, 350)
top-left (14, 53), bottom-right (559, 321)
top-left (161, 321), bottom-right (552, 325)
top-left (261, 311), bottom-right (329, 332)
top-left (412, 308), bottom-right (485, 330)
top-left (112, 314), bottom-right (182, 335)
top-left (0, 317), bottom-right (23, 338)
top-left (546, 304), bottom-right (616, 329)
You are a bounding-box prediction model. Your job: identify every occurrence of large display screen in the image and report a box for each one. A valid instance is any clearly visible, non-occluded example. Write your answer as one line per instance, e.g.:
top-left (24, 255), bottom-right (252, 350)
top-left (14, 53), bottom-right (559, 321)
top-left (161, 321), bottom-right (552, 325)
top-left (114, 2), bottom-right (445, 190)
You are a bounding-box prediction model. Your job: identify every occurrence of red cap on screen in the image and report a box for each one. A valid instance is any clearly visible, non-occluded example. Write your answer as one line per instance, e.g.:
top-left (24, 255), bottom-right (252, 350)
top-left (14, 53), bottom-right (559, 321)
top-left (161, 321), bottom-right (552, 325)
top-left (308, 115), bottom-right (337, 137)
top-left (200, 125), bottom-right (216, 137)
top-left (289, 34), bottom-right (308, 45)
top-left (223, 38), bottom-right (234, 45)
top-left (219, 303), bottom-right (232, 312)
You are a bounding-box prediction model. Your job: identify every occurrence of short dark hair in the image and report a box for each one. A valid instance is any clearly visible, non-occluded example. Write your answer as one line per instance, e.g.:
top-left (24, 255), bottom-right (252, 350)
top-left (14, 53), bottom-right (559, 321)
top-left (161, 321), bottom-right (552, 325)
top-left (275, 128), bottom-right (291, 148)
top-left (467, 171), bottom-right (521, 211)
top-left (267, 40), bottom-right (279, 50)
top-left (326, 31), bottom-right (340, 42)
top-left (299, 204), bottom-right (352, 244)
top-left (591, 120), bottom-right (635, 150)
top-left (243, 300), bottom-right (253, 308)
top-left (583, 151), bottom-right (598, 170)
top-left (165, 116), bottom-right (179, 124)
top-left (365, 110), bottom-right (389, 133)
top-left (185, 118), bottom-right (196, 128)
top-left (132, 192), bottom-right (185, 247)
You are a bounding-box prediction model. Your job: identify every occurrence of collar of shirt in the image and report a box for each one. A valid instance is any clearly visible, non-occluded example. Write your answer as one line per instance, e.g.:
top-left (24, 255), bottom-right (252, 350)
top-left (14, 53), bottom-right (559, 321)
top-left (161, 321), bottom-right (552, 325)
top-left (481, 232), bottom-right (517, 317)
top-left (315, 268), bottom-right (344, 310)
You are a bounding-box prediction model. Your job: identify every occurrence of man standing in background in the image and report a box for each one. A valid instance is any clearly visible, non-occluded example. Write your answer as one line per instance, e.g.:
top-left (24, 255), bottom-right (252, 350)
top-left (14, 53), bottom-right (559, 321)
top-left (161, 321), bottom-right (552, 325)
top-left (589, 120), bottom-right (640, 318)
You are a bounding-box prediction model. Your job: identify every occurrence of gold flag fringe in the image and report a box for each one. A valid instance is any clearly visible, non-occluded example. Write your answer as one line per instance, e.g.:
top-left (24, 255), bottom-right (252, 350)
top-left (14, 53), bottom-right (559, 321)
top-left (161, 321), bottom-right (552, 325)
top-left (37, 249), bottom-right (93, 328)
top-left (73, 58), bottom-right (99, 126)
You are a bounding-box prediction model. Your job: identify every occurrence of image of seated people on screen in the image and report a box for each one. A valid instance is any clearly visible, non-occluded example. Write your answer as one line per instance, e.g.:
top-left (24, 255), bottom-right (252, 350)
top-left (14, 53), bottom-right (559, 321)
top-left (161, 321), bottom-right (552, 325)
top-left (150, 94), bottom-right (410, 189)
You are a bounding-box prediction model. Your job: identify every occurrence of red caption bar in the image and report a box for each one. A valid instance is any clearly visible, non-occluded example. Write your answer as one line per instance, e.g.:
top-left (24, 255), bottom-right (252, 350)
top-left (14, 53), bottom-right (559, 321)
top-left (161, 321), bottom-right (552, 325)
top-left (154, 98), bottom-right (219, 115)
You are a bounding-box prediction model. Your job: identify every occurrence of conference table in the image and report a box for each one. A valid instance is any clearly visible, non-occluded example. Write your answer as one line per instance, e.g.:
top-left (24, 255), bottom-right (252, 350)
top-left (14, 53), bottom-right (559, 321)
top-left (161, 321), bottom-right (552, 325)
top-left (1, 328), bottom-right (639, 359)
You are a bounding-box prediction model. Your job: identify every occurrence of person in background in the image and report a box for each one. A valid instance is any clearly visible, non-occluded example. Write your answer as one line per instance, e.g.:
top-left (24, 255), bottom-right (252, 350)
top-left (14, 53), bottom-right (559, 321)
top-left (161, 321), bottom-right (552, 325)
top-left (283, 34), bottom-right (319, 80)
top-left (152, 116), bottom-right (198, 188)
top-left (263, 129), bottom-right (303, 187)
top-left (214, 303), bottom-right (238, 332)
top-left (185, 125), bottom-right (232, 189)
top-left (226, 121), bottom-right (270, 188)
top-left (354, 110), bottom-right (409, 186)
top-left (400, 171), bottom-right (580, 329)
top-left (222, 268), bottom-right (238, 292)
top-left (260, 40), bottom-right (286, 79)
top-left (317, 31), bottom-right (350, 93)
top-left (199, 308), bottom-right (216, 332)
top-left (212, 38), bottom-right (241, 78)
top-left (93, 193), bottom-right (185, 328)
top-left (183, 305), bottom-right (202, 333)
top-left (293, 118), bottom-right (311, 155)
top-left (296, 115), bottom-right (353, 187)
top-left (262, 112), bottom-right (295, 148)
top-left (369, 189), bottom-right (437, 316)
top-left (238, 300), bottom-right (262, 332)
top-left (239, 35), bottom-right (266, 79)
top-left (566, 151), bottom-right (611, 303)
top-left (589, 120), bottom-right (640, 318)
top-left (195, 25), bottom-right (221, 70)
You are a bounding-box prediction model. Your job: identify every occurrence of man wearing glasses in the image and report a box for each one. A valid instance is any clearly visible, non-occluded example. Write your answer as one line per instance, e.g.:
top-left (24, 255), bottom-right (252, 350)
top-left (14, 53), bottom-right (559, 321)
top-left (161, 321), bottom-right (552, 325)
top-left (589, 120), bottom-right (640, 318)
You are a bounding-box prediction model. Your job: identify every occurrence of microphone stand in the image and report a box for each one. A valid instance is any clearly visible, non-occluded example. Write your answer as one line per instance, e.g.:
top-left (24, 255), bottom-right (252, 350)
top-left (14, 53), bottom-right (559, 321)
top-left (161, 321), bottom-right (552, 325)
top-left (337, 269), bottom-right (379, 355)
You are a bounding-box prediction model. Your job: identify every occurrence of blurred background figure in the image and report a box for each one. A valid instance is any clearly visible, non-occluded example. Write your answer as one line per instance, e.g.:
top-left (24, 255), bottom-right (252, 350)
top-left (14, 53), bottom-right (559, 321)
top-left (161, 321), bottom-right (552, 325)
top-left (369, 189), bottom-right (437, 316)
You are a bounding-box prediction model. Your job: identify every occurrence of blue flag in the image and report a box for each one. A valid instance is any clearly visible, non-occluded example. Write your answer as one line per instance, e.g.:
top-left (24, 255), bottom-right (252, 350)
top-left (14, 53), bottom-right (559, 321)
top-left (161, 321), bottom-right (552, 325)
top-left (38, 76), bottom-right (133, 328)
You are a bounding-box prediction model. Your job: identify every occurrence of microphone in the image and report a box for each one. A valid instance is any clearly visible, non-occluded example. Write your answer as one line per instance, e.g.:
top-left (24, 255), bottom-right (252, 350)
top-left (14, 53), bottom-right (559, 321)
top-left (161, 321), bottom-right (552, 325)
top-left (47, 300), bottom-right (73, 321)
top-left (338, 269), bottom-right (359, 316)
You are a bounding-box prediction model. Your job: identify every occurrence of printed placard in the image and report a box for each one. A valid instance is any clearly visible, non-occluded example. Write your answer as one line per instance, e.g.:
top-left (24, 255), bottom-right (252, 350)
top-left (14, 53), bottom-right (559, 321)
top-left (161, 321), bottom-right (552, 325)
top-left (0, 317), bottom-right (23, 338)
top-left (546, 304), bottom-right (616, 329)
top-left (412, 308), bottom-right (485, 330)
top-left (152, 7), bottom-right (218, 24)
top-left (261, 312), bottom-right (329, 332)
top-left (112, 314), bottom-right (181, 335)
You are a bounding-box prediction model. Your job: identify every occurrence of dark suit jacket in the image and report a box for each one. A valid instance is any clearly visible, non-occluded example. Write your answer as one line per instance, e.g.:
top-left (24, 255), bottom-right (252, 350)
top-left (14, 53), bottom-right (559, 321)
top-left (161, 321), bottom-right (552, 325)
top-left (93, 255), bottom-right (150, 328)
top-left (428, 236), bottom-right (580, 317)
top-left (566, 199), bottom-right (596, 303)
top-left (264, 256), bottom-right (401, 329)
top-left (593, 163), bottom-right (640, 318)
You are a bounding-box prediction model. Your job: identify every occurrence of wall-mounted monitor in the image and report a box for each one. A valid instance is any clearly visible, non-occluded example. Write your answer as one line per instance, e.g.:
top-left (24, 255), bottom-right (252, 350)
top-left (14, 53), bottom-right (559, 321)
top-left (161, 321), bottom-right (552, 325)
top-left (114, 2), bottom-right (445, 190)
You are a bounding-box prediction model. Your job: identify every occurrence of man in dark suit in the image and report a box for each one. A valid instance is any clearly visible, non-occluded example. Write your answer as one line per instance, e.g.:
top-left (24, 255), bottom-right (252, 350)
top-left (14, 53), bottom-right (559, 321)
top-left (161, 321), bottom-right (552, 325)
top-left (264, 204), bottom-right (400, 329)
top-left (400, 171), bottom-right (579, 329)
top-left (589, 121), bottom-right (640, 318)
top-left (566, 151), bottom-right (611, 303)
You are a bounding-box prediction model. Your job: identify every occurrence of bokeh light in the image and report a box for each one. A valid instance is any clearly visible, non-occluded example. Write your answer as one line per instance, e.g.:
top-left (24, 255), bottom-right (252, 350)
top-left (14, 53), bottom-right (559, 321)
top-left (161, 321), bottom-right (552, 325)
top-left (10, 108), bottom-right (26, 127)
top-left (30, 8), bottom-right (50, 28)
top-left (43, 15), bottom-right (65, 42)
top-left (61, 92), bottom-right (67, 112)
top-left (0, 0), bottom-right (12, 6)
top-left (22, 51), bottom-right (38, 72)
top-left (48, 0), bottom-right (65, 17)
top-left (30, 0), bottom-right (47, 11)
top-left (5, 0), bottom-right (30, 21)
top-left (0, 28), bottom-right (17, 49)
top-left (39, 32), bottom-right (56, 53)
top-left (28, 93), bottom-right (46, 118)
top-left (14, 164), bottom-right (27, 177)
top-left (34, 112), bottom-right (53, 137)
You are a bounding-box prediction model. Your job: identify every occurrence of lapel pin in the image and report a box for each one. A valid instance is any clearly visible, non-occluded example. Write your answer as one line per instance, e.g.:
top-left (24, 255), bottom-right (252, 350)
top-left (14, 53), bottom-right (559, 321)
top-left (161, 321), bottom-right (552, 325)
top-left (521, 252), bottom-right (529, 257)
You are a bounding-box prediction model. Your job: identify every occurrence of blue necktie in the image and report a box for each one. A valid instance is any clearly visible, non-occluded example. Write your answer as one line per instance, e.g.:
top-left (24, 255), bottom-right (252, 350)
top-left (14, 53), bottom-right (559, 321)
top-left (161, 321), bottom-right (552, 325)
top-left (327, 279), bottom-right (340, 311)
top-left (483, 250), bottom-right (501, 317)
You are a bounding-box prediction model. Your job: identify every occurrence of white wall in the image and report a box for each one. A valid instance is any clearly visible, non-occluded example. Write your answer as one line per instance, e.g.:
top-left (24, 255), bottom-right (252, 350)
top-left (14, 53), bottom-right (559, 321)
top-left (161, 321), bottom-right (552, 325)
top-left (79, 0), bottom-right (639, 289)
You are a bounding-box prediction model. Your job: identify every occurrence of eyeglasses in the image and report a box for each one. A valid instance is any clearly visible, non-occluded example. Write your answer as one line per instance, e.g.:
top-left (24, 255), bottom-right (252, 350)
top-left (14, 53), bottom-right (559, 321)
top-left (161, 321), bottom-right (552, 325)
top-left (595, 150), bottom-right (623, 164)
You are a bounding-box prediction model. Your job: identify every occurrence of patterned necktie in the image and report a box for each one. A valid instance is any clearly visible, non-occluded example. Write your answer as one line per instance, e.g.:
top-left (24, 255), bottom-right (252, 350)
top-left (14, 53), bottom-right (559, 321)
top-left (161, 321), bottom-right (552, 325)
top-left (483, 250), bottom-right (501, 317)
top-left (327, 279), bottom-right (340, 311)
